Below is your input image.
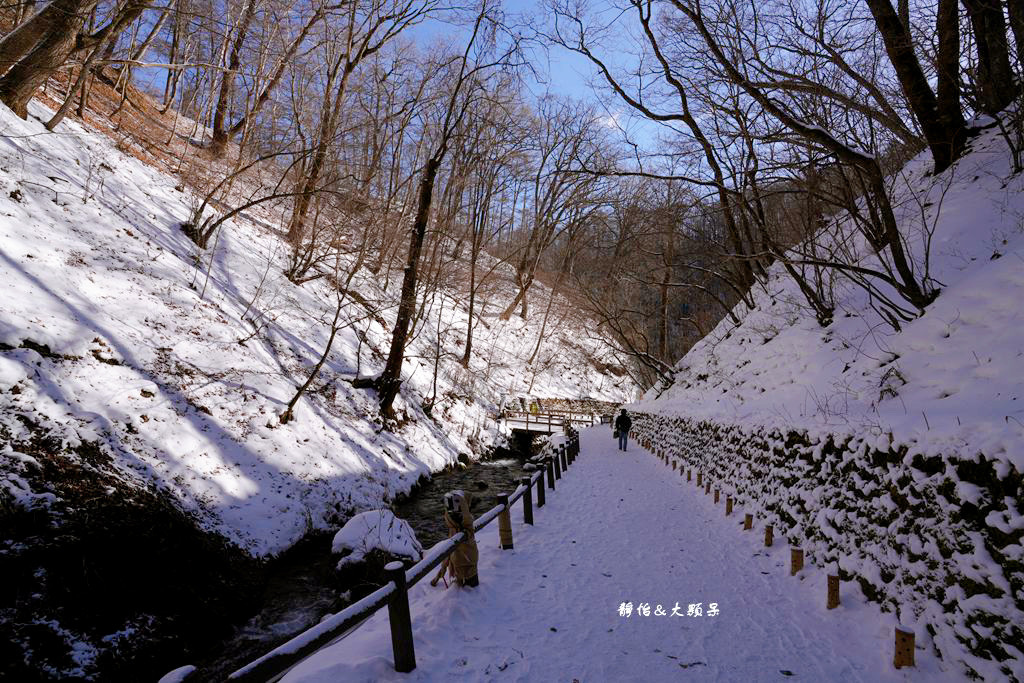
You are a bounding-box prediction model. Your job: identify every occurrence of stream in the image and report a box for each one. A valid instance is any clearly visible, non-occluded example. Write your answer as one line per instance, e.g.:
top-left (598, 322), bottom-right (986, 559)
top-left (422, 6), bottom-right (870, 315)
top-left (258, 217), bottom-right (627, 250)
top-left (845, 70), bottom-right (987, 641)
top-left (193, 442), bottom-right (538, 680)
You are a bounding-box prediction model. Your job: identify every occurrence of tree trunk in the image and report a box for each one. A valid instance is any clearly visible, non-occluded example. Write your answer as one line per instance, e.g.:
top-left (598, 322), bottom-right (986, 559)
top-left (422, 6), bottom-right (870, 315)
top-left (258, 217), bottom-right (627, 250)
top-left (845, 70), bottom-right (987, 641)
top-left (935, 0), bottom-right (963, 143)
top-left (225, 6), bottom-right (323, 139)
top-left (962, 0), bottom-right (1017, 116)
top-left (0, 0), bottom-right (90, 78)
top-left (1009, 0), bottom-right (1024, 74)
top-left (0, 0), bottom-right (90, 118)
top-left (210, 0), bottom-right (258, 156)
top-left (659, 231), bottom-right (675, 362)
top-left (862, 0), bottom-right (967, 172)
top-left (377, 157), bottom-right (441, 419)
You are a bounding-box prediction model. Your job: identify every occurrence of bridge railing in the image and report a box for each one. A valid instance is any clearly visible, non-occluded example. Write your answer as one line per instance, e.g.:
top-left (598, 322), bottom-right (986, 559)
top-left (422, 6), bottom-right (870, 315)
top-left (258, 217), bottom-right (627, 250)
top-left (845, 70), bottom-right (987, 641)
top-left (204, 431), bottom-right (583, 682)
top-left (501, 409), bottom-right (599, 429)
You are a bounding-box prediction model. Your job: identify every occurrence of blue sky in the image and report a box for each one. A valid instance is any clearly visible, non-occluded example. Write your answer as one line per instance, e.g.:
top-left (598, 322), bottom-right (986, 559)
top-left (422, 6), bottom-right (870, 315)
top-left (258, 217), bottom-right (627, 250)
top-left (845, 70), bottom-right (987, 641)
top-left (407, 0), bottom-right (664, 151)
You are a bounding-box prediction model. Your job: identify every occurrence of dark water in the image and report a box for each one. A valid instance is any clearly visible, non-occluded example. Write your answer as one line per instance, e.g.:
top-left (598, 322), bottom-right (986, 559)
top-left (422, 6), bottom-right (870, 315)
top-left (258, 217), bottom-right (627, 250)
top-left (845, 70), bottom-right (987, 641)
top-left (196, 443), bottom-right (535, 678)
top-left (391, 452), bottom-right (531, 548)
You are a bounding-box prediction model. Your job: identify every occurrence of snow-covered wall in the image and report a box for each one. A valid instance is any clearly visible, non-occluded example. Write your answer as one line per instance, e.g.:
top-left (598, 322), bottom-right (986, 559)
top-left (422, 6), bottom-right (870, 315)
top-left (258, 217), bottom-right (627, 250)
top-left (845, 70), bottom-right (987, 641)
top-left (629, 413), bottom-right (1022, 681)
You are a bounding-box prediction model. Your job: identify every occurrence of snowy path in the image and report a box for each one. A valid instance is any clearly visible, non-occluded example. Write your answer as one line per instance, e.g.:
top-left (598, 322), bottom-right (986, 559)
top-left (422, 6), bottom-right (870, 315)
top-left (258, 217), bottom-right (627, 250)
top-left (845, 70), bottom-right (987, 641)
top-left (283, 427), bottom-right (951, 682)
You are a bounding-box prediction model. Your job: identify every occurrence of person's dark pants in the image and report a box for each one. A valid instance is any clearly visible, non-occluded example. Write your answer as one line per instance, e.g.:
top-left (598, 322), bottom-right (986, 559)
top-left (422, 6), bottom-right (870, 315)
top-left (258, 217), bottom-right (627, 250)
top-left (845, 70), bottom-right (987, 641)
top-left (618, 432), bottom-right (628, 451)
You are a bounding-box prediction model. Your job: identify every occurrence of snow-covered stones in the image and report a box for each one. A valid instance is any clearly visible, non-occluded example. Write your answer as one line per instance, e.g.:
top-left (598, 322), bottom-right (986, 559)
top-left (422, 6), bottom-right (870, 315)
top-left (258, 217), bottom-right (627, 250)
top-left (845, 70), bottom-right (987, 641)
top-left (331, 510), bottom-right (423, 571)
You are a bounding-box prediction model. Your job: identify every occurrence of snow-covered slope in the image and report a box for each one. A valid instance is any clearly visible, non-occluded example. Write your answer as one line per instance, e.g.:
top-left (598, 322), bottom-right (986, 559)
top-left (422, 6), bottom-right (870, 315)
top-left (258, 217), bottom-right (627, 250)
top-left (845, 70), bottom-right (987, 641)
top-left (636, 123), bottom-right (1023, 470)
top-left (0, 99), bottom-right (633, 558)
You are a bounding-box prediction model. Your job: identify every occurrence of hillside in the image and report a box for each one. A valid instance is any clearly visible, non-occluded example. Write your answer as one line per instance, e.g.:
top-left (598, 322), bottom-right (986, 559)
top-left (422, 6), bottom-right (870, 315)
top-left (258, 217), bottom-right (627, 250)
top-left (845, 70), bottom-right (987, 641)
top-left (635, 121), bottom-right (1023, 469)
top-left (0, 95), bottom-right (633, 677)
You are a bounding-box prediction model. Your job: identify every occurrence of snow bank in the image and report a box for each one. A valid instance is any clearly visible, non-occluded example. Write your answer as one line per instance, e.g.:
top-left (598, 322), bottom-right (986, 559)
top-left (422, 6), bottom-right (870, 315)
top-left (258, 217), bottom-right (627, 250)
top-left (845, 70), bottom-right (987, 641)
top-left (331, 509), bottom-right (422, 569)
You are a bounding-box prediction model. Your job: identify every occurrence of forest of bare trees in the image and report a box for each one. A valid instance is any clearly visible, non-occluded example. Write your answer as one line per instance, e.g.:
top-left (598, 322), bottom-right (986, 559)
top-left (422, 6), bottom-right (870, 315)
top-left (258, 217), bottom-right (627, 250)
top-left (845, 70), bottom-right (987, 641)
top-left (0, 0), bottom-right (1020, 397)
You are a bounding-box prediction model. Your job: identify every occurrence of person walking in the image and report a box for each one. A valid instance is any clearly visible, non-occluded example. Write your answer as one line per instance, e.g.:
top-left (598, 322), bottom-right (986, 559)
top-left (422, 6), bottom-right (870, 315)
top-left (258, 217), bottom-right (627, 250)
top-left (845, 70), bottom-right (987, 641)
top-left (614, 408), bottom-right (631, 452)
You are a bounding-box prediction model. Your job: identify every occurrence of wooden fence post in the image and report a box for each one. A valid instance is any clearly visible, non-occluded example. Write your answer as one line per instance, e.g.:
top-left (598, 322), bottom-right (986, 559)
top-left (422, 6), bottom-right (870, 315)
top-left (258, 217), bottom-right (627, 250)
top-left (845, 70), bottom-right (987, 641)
top-left (697, 472), bottom-right (703, 487)
top-left (764, 525), bottom-right (774, 547)
top-left (553, 450), bottom-right (562, 480)
top-left (521, 477), bottom-right (533, 525)
top-left (547, 457), bottom-right (556, 490)
top-left (536, 468), bottom-right (546, 506)
top-left (559, 444), bottom-right (568, 472)
top-left (714, 489), bottom-right (720, 504)
top-left (385, 561), bottom-right (416, 673)
top-left (687, 469), bottom-right (692, 482)
top-left (791, 548), bottom-right (803, 575)
top-left (894, 626), bottom-right (915, 668)
top-left (726, 497), bottom-right (733, 515)
top-left (705, 481), bottom-right (711, 495)
top-left (827, 573), bottom-right (840, 609)
top-left (498, 494), bottom-right (513, 550)
top-left (744, 513), bottom-right (753, 530)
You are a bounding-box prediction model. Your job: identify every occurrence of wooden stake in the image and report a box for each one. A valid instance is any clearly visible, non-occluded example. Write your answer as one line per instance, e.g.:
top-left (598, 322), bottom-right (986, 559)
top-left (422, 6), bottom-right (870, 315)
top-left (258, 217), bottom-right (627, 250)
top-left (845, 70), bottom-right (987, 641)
top-left (743, 513), bottom-right (752, 530)
top-left (714, 489), bottom-right (720, 504)
top-left (790, 548), bottom-right (804, 575)
top-left (894, 627), bottom-right (915, 668)
top-left (705, 481), bottom-right (711, 495)
top-left (827, 574), bottom-right (840, 609)
top-left (687, 469), bottom-right (692, 481)
top-left (764, 525), bottom-right (774, 547)
top-left (385, 561), bottom-right (416, 673)
top-left (725, 497), bottom-right (733, 515)
top-left (697, 472), bottom-right (702, 487)
top-left (520, 477), bottom-right (533, 526)
top-left (536, 468), bottom-right (546, 507)
top-left (498, 494), bottom-right (513, 549)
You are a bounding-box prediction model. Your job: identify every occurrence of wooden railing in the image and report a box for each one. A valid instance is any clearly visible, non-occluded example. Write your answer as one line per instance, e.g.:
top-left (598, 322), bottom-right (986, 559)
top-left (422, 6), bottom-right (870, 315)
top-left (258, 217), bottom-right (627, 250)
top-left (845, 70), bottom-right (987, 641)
top-left (215, 431), bottom-right (582, 682)
top-left (501, 409), bottom-right (599, 431)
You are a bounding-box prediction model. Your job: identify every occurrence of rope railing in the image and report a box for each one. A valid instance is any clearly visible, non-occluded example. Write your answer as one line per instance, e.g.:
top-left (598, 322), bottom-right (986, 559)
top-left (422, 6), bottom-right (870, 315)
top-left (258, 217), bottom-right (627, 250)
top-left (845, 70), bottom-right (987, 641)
top-left (209, 429), bottom-right (583, 682)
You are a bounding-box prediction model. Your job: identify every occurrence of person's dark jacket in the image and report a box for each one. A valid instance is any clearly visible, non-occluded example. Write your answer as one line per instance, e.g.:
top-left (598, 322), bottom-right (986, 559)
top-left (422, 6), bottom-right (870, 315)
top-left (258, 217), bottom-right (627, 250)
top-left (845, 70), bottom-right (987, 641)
top-left (614, 413), bottom-right (631, 433)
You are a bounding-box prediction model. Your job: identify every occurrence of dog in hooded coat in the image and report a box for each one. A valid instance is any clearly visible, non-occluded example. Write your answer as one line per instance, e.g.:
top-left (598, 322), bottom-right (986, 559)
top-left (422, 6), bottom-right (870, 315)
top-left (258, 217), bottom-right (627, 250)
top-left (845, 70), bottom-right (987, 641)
top-left (431, 490), bottom-right (479, 588)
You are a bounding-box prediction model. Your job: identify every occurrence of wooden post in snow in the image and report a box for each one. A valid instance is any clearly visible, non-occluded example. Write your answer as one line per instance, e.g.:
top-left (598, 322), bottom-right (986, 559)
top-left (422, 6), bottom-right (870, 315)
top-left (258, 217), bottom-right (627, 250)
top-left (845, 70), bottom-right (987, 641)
top-left (521, 477), bottom-right (533, 525)
top-left (790, 548), bottom-right (804, 575)
top-left (827, 574), bottom-right (840, 609)
top-left (894, 626), bottom-right (915, 668)
top-left (385, 561), bottom-right (416, 673)
top-left (497, 494), bottom-right (513, 550)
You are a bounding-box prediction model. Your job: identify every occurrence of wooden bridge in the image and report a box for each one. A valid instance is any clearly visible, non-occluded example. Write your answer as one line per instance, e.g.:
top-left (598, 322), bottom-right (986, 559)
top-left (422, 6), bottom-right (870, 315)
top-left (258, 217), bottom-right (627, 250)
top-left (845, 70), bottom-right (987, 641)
top-left (501, 410), bottom-right (600, 434)
top-left (500, 398), bottom-right (620, 435)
